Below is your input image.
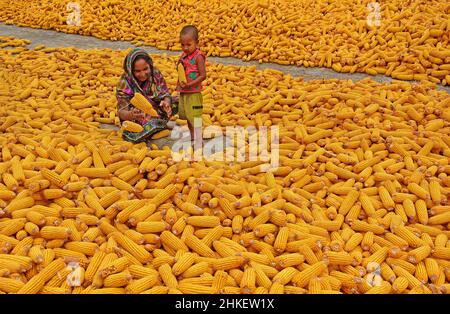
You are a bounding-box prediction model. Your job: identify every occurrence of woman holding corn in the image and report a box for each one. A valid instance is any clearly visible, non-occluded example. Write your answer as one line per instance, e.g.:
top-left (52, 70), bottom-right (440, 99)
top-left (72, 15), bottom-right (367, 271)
top-left (116, 48), bottom-right (178, 142)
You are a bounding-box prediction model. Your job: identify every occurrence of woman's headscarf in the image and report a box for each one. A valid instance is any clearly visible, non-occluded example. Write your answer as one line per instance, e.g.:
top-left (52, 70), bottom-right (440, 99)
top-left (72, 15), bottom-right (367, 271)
top-left (122, 47), bottom-right (157, 96)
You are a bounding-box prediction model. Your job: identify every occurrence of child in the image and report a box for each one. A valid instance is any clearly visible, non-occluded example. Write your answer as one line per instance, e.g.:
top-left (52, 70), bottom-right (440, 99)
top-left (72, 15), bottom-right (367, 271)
top-left (177, 25), bottom-right (207, 147)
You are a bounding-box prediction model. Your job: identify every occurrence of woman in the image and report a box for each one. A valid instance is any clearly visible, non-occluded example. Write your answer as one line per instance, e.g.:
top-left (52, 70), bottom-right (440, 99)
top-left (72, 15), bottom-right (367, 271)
top-left (116, 48), bottom-right (178, 143)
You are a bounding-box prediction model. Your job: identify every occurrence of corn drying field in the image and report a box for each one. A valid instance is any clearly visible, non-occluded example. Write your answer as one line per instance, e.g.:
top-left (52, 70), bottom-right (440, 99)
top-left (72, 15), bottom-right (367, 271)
top-left (0, 0), bottom-right (449, 295)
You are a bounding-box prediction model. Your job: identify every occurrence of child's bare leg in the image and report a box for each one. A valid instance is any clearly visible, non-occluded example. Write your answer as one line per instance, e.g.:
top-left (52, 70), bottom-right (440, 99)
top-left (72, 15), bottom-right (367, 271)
top-left (193, 117), bottom-right (203, 148)
top-left (194, 125), bottom-right (202, 144)
top-left (189, 123), bottom-right (202, 145)
top-left (192, 119), bottom-right (203, 161)
top-left (187, 122), bottom-right (194, 142)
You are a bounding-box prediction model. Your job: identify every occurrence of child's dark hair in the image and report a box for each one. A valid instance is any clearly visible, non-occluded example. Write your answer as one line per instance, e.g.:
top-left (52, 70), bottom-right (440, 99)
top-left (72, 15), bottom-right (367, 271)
top-left (180, 25), bottom-right (199, 41)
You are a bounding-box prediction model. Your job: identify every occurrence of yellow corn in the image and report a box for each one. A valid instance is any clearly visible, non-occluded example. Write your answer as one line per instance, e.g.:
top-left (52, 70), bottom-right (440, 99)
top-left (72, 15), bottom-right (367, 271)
top-left (292, 261), bottom-right (327, 288)
top-left (111, 232), bottom-right (152, 263)
top-left (130, 93), bottom-right (159, 117)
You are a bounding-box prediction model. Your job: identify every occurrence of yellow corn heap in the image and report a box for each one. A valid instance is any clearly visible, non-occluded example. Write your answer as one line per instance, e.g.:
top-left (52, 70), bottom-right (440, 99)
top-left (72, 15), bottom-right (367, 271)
top-left (121, 121), bottom-right (144, 133)
top-left (1, 1), bottom-right (450, 84)
top-left (177, 63), bottom-right (187, 85)
top-left (130, 93), bottom-right (159, 117)
top-left (151, 129), bottom-right (170, 140)
top-left (0, 37), bottom-right (449, 295)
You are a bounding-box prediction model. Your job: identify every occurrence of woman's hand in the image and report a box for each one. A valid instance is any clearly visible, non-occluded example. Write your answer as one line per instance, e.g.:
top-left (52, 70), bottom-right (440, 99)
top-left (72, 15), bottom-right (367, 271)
top-left (160, 99), bottom-right (172, 117)
top-left (131, 108), bottom-right (145, 122)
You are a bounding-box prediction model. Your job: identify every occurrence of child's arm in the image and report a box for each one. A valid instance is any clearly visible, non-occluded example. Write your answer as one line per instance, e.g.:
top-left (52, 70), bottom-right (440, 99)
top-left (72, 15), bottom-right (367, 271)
top-left (183, 55), bottom-right (206, 88)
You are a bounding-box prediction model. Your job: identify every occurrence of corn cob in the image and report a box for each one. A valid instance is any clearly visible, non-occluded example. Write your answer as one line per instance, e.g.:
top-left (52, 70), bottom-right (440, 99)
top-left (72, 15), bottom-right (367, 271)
top-left (130, 93), bottom-right (159, 116)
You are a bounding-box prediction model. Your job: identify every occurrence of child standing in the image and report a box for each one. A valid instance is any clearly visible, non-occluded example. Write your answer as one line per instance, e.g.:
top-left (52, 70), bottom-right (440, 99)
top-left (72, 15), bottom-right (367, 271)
top-left (177, 25), bottom-right (207, 146)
